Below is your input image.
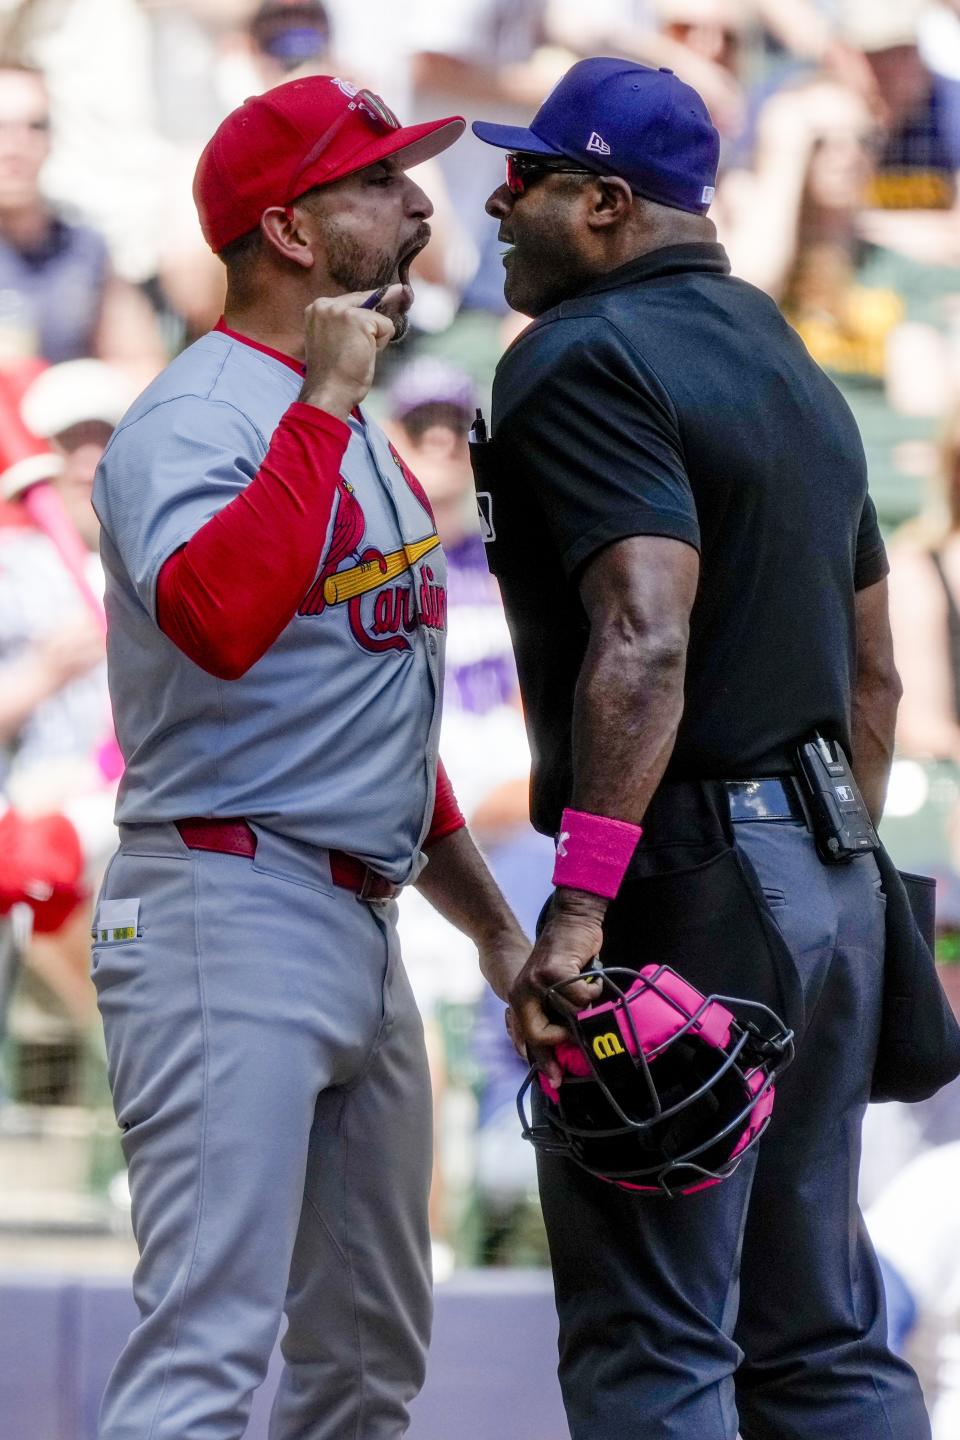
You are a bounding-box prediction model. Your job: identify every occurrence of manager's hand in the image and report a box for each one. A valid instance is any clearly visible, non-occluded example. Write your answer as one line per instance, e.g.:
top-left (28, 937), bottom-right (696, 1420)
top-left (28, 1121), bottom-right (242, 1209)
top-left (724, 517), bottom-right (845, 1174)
top-left (507, 888), bottom-right (606, 1088)
top-left (299, 285), bottom-right (403, 420)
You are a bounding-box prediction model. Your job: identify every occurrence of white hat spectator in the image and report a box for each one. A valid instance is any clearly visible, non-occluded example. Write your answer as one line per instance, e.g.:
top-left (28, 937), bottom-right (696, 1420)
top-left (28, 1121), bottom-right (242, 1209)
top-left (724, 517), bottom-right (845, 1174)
top-left (840, 0), bottom-right (926, 53)
top-left (20, 359), bottom-right (135, 441)
top-left (654, 0), bottom-right (745, 25)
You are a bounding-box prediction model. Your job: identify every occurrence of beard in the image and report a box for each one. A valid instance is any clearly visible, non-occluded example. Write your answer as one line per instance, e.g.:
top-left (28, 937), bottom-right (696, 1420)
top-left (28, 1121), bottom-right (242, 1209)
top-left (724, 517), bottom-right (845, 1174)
top-left (500, 188), bottom-right (596, 318)
top-left (316, 216), bottom-right (411, 340)
top-left (503, 232), bottom-right (593, 318)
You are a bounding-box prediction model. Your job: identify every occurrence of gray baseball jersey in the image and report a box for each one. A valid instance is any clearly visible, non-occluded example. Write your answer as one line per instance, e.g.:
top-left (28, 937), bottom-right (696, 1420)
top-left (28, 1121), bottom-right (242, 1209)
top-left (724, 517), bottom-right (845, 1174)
top-left (93, 329), bottom-right (447, 884)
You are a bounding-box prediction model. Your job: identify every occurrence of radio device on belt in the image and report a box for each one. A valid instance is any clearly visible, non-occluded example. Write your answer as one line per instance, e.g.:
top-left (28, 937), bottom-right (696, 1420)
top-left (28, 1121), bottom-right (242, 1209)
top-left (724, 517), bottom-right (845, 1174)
top-left (795, 735), bottom-right (879, 864)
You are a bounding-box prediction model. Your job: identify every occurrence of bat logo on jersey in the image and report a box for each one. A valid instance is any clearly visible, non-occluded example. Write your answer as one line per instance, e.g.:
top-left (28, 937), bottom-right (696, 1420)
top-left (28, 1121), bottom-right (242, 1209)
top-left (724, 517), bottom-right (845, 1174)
top-left (298, 459), bottom-right (446, 656)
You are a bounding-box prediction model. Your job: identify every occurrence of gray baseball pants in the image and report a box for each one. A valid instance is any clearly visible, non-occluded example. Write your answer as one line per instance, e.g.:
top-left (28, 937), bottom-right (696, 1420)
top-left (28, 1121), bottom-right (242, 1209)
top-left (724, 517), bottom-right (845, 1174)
top-left (92, 821), bottom-right (433, 1440)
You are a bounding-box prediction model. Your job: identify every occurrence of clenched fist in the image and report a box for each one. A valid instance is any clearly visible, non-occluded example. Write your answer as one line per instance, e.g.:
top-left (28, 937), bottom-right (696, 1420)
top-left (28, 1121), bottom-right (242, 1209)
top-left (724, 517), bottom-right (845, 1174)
top-left (299, 285), bottom-right (407, 420)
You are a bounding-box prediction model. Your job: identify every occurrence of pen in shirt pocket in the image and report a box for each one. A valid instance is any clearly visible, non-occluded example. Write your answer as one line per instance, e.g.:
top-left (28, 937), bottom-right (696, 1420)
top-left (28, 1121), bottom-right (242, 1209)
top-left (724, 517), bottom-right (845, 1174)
top-left (469, 408), bottom-right (488, 444)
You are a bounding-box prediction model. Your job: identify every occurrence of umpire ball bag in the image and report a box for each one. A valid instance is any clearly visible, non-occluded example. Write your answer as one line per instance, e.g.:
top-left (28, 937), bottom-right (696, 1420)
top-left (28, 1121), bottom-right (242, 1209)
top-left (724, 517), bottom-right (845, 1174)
top-left (518, 964), bottom-right (794, 1197)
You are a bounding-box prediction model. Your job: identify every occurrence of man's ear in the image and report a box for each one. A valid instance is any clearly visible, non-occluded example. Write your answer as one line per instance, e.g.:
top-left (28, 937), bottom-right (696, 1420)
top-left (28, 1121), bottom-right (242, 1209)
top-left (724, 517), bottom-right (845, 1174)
top-left (586, 176), bottom-right (635, 231)
top-left (260, 204), bottom-right (315, 269)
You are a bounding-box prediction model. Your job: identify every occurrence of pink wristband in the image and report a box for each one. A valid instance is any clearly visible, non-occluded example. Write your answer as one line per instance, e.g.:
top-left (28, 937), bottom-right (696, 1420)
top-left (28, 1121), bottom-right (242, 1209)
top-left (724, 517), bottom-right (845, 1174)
top-left (552, 808), bottom-right (643, 899)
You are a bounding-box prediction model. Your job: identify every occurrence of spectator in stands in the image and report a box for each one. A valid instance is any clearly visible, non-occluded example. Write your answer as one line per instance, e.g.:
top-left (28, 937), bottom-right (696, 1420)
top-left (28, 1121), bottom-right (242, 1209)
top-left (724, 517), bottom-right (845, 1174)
top-left (0, 63), bottom-right (165, 385)
top-left (888, 407), bottom-right (960, 764)
top-left (920, 1), bottom-right (960, 215)
top-left (248, 0), bottom-right (334, 88)
top-left (845, 0), bottom-right (954, 211)
top-left (0, 359), bottom-right (133, 1028)
top-left (719, 71), bottom-right (960, 526)
top-left (845, 0), bottom-right (960, 276)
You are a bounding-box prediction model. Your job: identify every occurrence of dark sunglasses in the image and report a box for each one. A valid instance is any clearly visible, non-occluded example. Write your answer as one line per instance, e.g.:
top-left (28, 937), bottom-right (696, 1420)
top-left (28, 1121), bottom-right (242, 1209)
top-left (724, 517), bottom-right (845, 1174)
top-left (290, 88), bottom-right (401, 194)
top-left (505, 152), bottom-right (593, 196)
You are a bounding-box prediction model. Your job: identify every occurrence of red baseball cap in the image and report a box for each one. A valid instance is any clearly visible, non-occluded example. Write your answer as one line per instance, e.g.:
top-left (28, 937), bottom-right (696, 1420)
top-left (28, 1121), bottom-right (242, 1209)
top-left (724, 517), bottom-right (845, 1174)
top-left (194, 76), bottom-right (465, 253)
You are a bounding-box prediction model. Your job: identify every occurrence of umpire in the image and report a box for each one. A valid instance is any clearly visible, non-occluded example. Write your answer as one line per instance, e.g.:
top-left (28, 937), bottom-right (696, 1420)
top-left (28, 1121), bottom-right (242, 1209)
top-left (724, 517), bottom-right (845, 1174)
top-left (470, 58), bottom-right (930, 1440)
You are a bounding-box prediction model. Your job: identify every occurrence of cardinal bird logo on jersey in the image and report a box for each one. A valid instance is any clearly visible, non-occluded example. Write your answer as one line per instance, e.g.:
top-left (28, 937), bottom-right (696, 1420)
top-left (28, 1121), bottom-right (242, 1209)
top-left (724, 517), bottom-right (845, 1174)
top-left (388, 442), bottom-right (435, 523)
top-left (297, 456), bottom-right (445, 656)
top-left (298, 477), bottom-right (365, 616)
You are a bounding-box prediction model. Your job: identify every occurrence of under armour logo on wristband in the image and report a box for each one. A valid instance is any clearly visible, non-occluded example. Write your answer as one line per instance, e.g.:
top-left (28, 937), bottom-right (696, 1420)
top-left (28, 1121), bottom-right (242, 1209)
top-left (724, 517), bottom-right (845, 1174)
top-left (552, 808), bottom-right (643, 899)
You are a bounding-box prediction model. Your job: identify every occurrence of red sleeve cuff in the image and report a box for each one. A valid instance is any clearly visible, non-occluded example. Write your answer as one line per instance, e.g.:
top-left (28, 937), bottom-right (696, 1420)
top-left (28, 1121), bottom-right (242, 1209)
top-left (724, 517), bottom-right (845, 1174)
top-left (283, 401), bottom-right (352, 445)
top-left (425, 757), bottom-right (466, 848)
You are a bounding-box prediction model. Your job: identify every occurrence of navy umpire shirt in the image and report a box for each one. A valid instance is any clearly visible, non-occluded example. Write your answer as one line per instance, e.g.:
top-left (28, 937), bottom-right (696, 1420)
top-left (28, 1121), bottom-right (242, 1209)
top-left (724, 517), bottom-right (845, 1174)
top-left (470, 242), bottom-right (888, 837)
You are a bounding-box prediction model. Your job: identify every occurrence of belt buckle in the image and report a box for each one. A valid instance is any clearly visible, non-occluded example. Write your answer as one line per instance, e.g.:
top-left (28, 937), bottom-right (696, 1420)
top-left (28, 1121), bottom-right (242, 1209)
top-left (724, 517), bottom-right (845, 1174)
top-left (725, 777), bottom-right (800, 823)
top-left (356, 866), bottom-right (398, 906)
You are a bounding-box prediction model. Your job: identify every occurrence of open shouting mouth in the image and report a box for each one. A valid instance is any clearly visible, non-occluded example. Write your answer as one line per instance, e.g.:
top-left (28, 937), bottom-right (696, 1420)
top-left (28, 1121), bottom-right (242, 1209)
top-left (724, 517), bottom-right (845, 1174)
top-left (395, 226), bottom-right (431, 292)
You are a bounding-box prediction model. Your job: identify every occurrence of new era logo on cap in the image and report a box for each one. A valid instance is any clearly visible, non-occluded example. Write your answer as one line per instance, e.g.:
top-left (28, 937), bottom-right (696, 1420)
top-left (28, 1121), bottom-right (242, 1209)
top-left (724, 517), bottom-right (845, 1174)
top-left (586, 131), bottom-right (611, 156)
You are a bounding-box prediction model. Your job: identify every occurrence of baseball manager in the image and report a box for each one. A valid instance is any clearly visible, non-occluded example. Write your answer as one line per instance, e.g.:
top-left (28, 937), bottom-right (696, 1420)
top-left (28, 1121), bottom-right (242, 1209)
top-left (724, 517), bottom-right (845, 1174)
top-left (91, 77), bottom-right (528, 1439)
top-left (471, 57), bottom-right (930, 1440)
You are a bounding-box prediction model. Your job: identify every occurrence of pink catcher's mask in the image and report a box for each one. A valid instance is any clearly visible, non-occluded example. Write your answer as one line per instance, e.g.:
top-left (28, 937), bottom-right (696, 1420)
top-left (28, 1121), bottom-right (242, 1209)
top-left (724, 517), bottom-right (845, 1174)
top-left (518, 963), bottom-right (795, 1198)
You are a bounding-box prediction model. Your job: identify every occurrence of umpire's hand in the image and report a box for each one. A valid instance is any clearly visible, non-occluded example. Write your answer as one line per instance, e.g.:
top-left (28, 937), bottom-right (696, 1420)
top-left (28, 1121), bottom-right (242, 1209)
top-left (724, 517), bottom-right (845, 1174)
top-left (299, 285), bottom-right (403, 420)
top-left (507, 888), bottom-right (607, 1088)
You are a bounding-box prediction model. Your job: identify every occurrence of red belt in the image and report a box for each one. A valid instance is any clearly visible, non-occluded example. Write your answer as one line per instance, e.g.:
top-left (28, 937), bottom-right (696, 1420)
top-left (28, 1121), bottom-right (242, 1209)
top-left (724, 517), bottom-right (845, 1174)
top-left (174, 818), bottom-right (402, 902)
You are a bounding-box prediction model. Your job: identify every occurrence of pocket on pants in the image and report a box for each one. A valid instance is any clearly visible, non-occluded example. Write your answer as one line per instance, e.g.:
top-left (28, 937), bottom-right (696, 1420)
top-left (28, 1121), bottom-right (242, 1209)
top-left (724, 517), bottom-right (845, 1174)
top-left (734, 822), bottom-right (838, 958)
top-left (603, 842), bottom-right (804, 1036)
top-left (90, 894), bottom-right (145, 985)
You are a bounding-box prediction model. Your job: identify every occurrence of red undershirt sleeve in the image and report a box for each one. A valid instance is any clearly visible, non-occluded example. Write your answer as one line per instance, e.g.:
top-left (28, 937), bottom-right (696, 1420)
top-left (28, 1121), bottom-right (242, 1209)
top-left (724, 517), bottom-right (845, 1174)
top-left (425, 758), bottom-right (466, 847)
top-left (155, 402), bottom-right (350, 679)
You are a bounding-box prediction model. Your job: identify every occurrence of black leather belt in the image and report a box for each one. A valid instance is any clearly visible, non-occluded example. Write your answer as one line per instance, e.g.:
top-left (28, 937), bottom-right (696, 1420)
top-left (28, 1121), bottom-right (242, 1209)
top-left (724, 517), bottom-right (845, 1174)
top-left (724, 777), bottom-right (806, 823)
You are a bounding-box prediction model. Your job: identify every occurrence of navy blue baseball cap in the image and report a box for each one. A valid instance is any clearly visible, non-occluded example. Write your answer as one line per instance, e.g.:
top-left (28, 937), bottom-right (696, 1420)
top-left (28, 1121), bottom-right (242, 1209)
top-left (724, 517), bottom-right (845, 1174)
top-left (472, 57), bottom-right (719, 214)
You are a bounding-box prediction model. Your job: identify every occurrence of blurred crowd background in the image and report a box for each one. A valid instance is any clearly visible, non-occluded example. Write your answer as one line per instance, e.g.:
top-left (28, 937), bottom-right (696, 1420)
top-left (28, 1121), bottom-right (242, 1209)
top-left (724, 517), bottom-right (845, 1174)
top-left (2, 0), bottom-right (960, 1431)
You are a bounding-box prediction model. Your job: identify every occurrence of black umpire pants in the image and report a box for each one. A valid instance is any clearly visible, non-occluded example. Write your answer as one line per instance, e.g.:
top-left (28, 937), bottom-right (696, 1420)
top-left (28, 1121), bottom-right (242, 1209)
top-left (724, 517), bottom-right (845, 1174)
top-left (537, 812), bottom-right (930, 1440)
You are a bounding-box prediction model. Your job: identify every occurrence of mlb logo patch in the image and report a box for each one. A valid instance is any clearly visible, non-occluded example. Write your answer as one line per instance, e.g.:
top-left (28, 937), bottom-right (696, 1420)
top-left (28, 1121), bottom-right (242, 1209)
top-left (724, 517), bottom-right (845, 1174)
top-left (476, 492), bottom-right (495, 543)
top-left (586, 131), bottom-right (611, 157)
